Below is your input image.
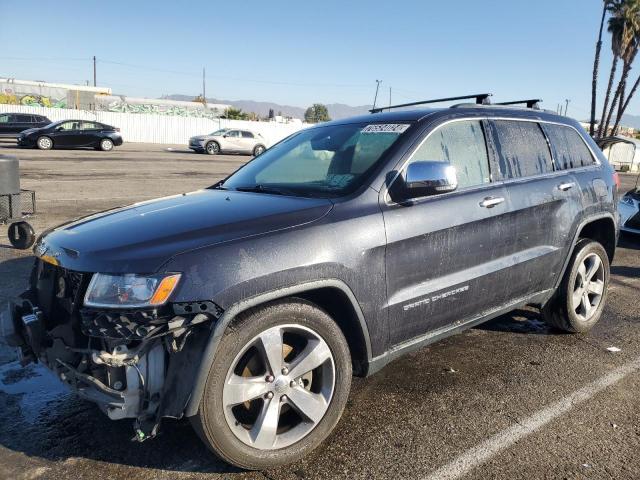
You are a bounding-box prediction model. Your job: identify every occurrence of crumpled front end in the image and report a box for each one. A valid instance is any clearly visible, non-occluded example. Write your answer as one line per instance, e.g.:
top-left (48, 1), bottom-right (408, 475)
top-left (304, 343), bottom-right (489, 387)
top-left (1, 258), bottom-right (221, 440)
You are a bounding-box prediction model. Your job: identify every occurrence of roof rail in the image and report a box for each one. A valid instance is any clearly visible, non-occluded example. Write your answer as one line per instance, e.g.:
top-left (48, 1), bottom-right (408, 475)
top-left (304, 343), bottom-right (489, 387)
top-left (369, 93), bottom-right (492, 114)
top-left (495, 99), bottom-right (542, 110)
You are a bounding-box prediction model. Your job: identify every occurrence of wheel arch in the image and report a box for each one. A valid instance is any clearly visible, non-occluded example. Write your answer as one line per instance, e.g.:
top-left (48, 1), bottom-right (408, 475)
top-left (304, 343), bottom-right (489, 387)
top-left (185, 279), bottom-right (372, 417)
top-left (554, 213), bottom-right (617, 290)
top-left (577, 216), bottom-right (617, 262)
top-left (205, 140), bottom-right (220, 152)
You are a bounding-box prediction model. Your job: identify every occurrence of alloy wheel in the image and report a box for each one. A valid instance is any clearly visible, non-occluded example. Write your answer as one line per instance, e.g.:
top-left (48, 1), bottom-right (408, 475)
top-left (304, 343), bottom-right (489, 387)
top-left (38, 137), bottom-right (52, 149)
top-left (571, 252), bottom-right (605, 321)
top-left (222, 324), bottom-right (335, 450)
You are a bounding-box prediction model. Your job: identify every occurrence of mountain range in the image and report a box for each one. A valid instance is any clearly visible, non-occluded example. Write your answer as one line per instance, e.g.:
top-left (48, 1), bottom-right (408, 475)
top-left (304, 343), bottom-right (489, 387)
top-left (163, 94), bottom-right (371, 120)
top-left (165, 94), bottom-right (640, 129)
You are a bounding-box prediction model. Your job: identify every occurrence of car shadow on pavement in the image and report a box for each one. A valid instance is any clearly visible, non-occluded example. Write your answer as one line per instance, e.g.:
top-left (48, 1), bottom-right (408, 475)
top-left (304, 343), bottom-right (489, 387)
top-left (611, 265), bottom-right (640, 278)
top-left (0, 256), bottom-right (33, 306)
top-left (0, 357), bottom-right (241, 475)
top-left (475, 309), bottom-right (553, 335)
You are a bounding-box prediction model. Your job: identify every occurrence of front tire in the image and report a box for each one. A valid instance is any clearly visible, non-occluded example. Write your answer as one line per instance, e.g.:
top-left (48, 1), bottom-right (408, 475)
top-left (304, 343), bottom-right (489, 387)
top-left (543, 239), bottom-right (610, 333)
top-left (99, 138), bottom-right (114, 151)
top-left (253, 144), bottom-right (266, 156)
top-left (36, 136), bottom-right (53, 150)
top-left (191, 299), bottom-right (352, 469)
top-left (205, 141), bottom-right (220, 155)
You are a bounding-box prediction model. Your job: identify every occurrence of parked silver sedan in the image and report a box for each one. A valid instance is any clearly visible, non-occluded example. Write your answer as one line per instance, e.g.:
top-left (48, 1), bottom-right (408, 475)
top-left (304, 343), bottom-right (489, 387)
top-left (188, 128), bottom-right (267, 156)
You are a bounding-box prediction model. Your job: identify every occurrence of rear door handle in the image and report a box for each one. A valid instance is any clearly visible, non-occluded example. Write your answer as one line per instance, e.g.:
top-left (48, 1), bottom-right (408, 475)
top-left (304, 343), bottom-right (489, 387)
top-left (479, 196), bottom-right (505, 208)
top-left (558, 182), bottom-right (575, 191)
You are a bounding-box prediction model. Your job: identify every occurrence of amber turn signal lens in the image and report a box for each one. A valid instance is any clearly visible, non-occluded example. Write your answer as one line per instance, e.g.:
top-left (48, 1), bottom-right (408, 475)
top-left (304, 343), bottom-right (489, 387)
top-left (149, 274), bottom-right (181, 306)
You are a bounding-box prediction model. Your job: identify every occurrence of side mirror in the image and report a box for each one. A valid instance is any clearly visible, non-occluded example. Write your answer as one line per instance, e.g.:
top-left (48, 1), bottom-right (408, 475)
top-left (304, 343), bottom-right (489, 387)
top-left (403, 161), bottom-right (458, 199)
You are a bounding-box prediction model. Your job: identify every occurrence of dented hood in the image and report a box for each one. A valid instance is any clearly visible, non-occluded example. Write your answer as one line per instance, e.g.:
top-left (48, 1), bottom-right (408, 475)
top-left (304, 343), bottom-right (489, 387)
top-left (35, 189), bottom-right (333, 273)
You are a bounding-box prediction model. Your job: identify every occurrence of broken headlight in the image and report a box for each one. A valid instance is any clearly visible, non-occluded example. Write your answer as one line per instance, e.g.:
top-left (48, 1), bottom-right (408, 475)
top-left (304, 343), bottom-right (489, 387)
top-left (84, 273), bottom-right (181, 308)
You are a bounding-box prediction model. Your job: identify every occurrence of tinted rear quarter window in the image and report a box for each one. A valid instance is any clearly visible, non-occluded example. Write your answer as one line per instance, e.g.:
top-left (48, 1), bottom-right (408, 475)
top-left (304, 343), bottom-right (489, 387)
top-left (543, 124), bottom-right (595, 170)
top-left (488, 120), bottom-right (553, 179)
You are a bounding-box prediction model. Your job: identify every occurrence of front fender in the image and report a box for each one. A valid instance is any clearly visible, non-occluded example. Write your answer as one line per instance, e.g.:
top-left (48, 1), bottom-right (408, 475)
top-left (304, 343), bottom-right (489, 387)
top-left (184, 279), bottom-right (372, 417)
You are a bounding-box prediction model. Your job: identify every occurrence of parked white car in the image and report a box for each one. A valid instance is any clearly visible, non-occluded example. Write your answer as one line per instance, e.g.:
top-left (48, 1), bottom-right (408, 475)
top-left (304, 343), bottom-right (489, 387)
top-left (188, 129), bottom-right (267, 156)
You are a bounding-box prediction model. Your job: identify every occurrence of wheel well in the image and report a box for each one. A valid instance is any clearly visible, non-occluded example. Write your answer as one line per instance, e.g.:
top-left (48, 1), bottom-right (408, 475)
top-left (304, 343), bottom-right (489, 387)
top-left (577, 217), bottom-right (616, 262)
top-left (295, 288), bottom-right (369, 377)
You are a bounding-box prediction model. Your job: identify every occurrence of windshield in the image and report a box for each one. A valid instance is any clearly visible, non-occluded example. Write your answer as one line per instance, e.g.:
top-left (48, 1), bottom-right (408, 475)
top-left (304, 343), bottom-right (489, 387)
top-left (221, 122), bottom-right (410, 198)
top-left (209, 129), bottom-right (229, 136)
top-left (44, 120), bottom-right (64, 129)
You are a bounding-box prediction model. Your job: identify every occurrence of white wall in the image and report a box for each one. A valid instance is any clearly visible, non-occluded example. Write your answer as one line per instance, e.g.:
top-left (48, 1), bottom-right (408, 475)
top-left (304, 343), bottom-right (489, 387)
top-left (0, 104), bottom-right (307, 145)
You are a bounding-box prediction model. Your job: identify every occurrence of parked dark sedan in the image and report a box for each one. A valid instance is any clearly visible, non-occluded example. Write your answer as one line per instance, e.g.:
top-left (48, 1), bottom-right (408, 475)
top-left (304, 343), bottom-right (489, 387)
top-left (0, 113), bottom-right (51, 138)
top-left (17, 119), bottom-right (123, 151)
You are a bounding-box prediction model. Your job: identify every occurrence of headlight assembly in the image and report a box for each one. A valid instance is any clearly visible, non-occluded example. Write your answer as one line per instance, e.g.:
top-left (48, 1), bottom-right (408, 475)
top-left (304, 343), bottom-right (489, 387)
top-left (621, 195), bottom-right (635, 207)
top-left (84, 273), bottom-right (181, 308)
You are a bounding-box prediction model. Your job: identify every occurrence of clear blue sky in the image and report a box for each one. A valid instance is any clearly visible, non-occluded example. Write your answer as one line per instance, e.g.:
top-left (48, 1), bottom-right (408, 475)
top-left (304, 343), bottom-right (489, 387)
top-left (0, 0), bottom-right (626, 118)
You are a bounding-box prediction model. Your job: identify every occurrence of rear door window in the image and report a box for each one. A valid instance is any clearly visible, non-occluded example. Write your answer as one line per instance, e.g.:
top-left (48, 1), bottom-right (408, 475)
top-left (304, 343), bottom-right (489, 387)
top-left (408, 120), bottom-right (491, 189)
top-left (543, 124), bottom-right (595, 170)
top-left (487, 120), bottom-right (553, 179)
top-left (17, 114), bottom-right (32, 123)
top-left (241, 131), bottom-right (255, 138)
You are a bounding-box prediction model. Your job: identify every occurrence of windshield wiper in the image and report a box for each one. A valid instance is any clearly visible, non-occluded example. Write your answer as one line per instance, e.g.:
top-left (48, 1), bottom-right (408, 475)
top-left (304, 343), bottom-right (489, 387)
top-left (209, 181), bottom-right (229, 190)
top-left (234, 184), bottom-right (288, 195)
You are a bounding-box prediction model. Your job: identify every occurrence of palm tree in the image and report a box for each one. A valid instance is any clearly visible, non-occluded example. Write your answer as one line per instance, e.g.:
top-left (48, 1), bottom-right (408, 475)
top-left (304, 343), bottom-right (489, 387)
top-left (611, 1), bottom-right (640, 134)
top-left (605, 39), bottom-right (638, 135)
top-left (598, 1), bottom-right (626, 137)
top-left (591, 1), bottom-right (613, 136)
top-left (617, 61), bottom-right (640, 121)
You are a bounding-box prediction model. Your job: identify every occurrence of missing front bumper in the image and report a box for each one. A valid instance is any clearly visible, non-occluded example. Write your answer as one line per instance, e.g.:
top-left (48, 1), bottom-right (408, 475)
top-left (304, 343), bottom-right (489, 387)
top-left (2, 294), bottom-right (216, 438)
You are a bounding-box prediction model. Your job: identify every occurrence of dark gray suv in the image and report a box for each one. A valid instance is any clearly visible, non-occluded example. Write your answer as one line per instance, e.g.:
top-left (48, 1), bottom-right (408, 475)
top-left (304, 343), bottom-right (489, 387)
top-left (1, 95), bottom-right (619, 469)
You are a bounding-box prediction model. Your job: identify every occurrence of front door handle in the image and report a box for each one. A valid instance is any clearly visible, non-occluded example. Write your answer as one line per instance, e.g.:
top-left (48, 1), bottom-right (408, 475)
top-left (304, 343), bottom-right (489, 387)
top-left (558, 182), bottom-right (575, 191)
top-left (479, 196), bottom-right (505, 208)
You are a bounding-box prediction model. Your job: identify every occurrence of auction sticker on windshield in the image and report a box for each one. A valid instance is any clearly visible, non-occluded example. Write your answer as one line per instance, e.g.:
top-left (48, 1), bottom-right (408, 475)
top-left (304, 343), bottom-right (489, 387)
top-left (362, 124), bottom-right (410, 134)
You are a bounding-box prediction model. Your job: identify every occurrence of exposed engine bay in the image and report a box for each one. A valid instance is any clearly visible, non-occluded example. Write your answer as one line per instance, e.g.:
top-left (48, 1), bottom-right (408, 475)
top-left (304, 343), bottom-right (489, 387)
top-left (1, 259), bottom-right (221, 440)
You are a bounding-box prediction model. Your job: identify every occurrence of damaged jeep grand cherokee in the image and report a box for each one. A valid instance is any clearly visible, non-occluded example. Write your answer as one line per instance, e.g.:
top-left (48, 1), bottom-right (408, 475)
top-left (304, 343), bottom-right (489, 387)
top-left (1, 94), bottom-right (619, 470)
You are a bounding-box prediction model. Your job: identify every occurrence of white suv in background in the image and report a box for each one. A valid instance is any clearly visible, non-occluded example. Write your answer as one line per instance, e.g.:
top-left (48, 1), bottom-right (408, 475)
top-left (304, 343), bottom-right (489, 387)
top-left (189, 129), bottom-right (267, 156)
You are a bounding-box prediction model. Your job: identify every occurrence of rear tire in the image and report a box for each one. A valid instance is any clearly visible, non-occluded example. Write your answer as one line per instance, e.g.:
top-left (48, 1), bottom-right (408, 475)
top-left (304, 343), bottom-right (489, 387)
top-left (36, 136), bottom-right (53, 150)
top-left (205, 141), bottom-right (220, 155)
top-left (543, 239), bottom-right (609, 333)
top-left (99, 138), bottom-right (114, 151)
top-left (190, 298), bottom-right (352, 470)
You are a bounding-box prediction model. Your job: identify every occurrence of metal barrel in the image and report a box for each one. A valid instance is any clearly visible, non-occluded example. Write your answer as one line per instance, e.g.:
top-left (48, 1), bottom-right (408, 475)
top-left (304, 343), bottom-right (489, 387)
top-left (0, 155), bottom-right (20, 220)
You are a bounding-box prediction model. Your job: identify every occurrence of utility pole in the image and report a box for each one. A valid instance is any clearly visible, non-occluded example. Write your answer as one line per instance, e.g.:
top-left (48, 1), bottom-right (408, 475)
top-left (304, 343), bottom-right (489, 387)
top-left (202, 67), bottom-right (206, 106)
top-left (388, 87), bottom-right (392, 111)
top-left (564, 99), bottom-right (570, 116)
top-left (93, 56), bottom-right (96, 87)
top-left (372, 80), bottom-right (382, 111)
